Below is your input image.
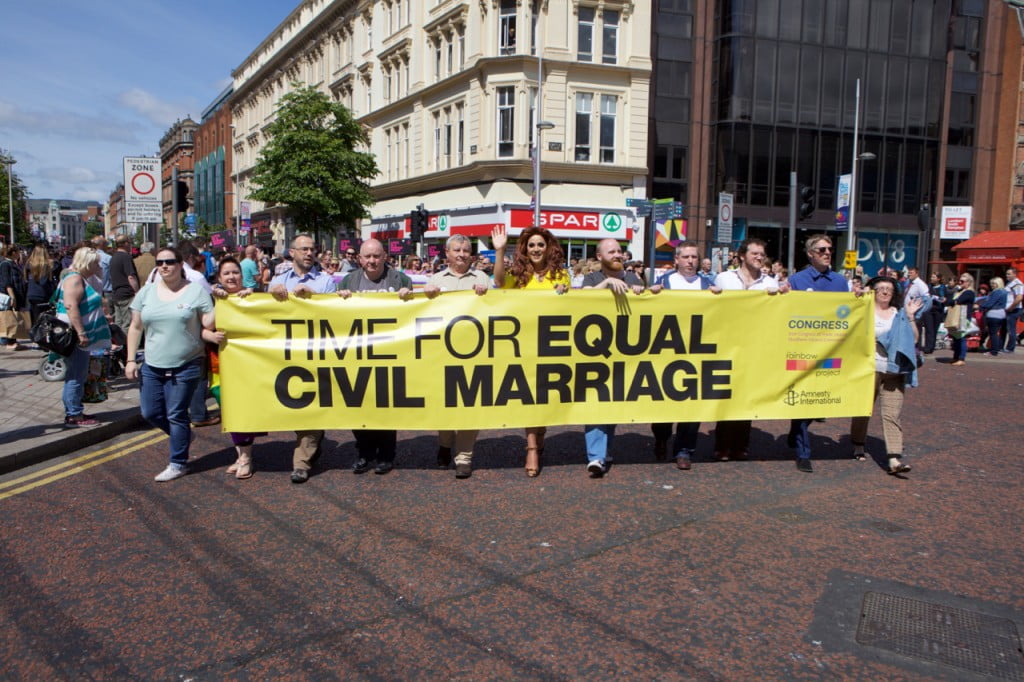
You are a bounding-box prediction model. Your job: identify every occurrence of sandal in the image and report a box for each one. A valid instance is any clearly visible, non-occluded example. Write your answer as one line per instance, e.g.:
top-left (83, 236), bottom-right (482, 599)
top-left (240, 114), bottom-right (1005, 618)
top-left (887, 461), bottom-right (911, 475)
top-left (235, 453), bottom-right (254, 479)
top-left (226, 460), bottom-right (240, 475)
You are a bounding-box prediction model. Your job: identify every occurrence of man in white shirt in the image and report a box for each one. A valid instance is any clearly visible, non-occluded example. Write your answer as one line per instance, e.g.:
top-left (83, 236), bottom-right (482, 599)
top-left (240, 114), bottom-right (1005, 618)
top-left (1004, 267), bottom-right (1023, 353)
top-left (905, 266), bottom-right (930, 349)
top-left (713, 238), bottom-right (784, 461)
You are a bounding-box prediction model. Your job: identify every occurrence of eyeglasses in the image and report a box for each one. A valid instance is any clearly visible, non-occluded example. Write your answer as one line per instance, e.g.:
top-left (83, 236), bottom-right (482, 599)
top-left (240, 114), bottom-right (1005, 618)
top-left (293, 246), bottom-right (315, 252)
top-left (155, 258), bottom-right (180, 266)
top-left (346, 252), bottom-right (356, 256)
top-left (813, 247), bottom-right (833, 254)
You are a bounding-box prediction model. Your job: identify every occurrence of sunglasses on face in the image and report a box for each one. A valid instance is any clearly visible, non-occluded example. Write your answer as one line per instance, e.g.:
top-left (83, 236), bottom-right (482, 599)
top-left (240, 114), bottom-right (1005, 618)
top-left (813, 247), bottom-right (833, 254)
top-left (155, 258), bottom-right (180, 266)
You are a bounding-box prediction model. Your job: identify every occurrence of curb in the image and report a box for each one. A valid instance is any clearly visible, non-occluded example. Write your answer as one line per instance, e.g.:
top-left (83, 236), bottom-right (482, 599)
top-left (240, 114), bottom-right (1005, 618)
top-left (0, 414), bottom-right (149, 476)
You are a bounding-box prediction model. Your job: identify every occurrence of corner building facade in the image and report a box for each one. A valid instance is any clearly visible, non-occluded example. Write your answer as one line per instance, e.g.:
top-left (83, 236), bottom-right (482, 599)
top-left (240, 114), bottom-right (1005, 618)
top-left (230, 0), bottom-right (652, 255)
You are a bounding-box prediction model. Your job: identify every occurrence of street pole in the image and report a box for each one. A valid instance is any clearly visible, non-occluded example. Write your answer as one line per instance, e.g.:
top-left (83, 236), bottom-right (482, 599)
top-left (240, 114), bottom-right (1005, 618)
top-left (787, 171), bottom-right (797, 272)
top-left (4, 155), bottom-right (15, 245)
top-left (171, 166), bottom-right (179, 247)
top-left (532, 4), bottom-right (546, 230)
top-left (847, 78), bottom-right (861, 255)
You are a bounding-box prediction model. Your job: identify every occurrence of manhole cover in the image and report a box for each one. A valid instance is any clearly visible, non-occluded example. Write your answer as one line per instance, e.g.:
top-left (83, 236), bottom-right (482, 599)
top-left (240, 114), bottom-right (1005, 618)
top-left (857, 591), bottom-right (1024, 680)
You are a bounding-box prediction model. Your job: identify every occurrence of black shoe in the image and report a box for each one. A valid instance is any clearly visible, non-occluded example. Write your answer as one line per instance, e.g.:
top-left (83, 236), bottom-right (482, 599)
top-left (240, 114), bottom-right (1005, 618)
top-left (653, 439), bottom-right (667, 461)
top-left (455, 462), bottom-right (472, 479)
top-left (374, 461), bottom-right (394, 475)
top-left (796, 458), bottom-right (813, 473)
top-left (352, 458), bottom-right (372, 474)
top-left (437, 446), bottom-right (452, 468)
top-left (290, 468), bottom-right (309, 484)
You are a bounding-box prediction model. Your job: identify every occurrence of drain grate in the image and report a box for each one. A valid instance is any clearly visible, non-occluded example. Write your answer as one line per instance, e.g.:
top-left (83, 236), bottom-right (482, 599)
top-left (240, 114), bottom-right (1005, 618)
top-left (856, 591), bottom-right (1024, 680)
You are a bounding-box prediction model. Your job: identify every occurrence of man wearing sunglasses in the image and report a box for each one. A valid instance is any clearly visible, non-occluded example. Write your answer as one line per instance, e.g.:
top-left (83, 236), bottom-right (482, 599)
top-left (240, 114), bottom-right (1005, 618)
top-left (786, 234), bottom-right (849, 473)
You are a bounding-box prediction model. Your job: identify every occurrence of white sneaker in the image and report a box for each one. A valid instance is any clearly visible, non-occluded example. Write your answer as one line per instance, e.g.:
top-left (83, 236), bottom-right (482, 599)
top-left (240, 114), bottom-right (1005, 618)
top-left (154, 463), bottom-right (188, 482)
top-left (587, 460), bottom-right (607, 478)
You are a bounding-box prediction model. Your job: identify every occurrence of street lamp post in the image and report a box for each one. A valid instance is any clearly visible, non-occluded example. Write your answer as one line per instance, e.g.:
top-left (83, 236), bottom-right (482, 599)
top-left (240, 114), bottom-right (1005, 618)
top-left (229, 124), bottom-right (240, 249)
top-left (532, 3), bottom-right (555, 229)
top-left (3, 155), bottom-right (15, 245)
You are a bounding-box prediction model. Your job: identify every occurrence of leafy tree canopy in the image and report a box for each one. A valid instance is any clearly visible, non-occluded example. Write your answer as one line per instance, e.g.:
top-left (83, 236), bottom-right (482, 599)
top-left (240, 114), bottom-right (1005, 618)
top-left (249, 85), bottom-right (379, 235)
top-left (0, 154), bottom-right (31, 245)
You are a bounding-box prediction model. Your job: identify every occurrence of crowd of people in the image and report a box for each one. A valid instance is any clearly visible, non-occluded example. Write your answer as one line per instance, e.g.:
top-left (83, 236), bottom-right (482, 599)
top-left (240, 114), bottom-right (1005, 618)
top-left (5, 227), bottom-right (1018, 484)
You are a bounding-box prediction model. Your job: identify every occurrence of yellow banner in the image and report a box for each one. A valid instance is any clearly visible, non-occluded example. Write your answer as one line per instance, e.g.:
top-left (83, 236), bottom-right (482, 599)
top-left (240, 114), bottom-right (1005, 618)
top-left (217, 290), bottom-right (875, 432)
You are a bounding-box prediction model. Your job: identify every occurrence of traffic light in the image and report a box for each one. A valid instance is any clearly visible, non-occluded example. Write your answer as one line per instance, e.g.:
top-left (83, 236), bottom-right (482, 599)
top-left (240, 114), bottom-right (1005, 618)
top-left (410, 203), bottom-right (428, 242)
top-left (176, 180), bottom-right (190, 211)
top-left (798, 185), bottom-right (815, 221)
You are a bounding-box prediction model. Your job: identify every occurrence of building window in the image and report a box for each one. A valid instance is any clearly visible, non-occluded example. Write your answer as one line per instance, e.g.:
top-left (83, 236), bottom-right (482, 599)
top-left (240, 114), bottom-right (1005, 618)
top-left (600, 95), bottom-right (616, 163)
top-left (434, 113), bottom-right (442, 170)
top-left (444, 120), bottom-right (453, 168)
top-left (578, 7), bottom-right (595, 62)
top-left (385, 129), bottom-right (393, 181)
top-left (384, 70), bottom-right (392, 104)
top-left (457, 105), bottom-right (465, 165)
top-left (402, 123), bottom-right (410, 178)
top-left (459, 33), bottom-right (465, 68)
top-left (575, 93), bottom-right (592, 161)
top-left (602, 10), bottom-right (618, 64)
top-left (500, 0), bottom-right (517, 56)
top-left (497, 86), bottom-right (515, 157)
top-left (435, 40), bottom-right (442, 80)
top-left (529, 88), bottom-right (537, 150)
top-left (447, 40), bottom-right (454, 74)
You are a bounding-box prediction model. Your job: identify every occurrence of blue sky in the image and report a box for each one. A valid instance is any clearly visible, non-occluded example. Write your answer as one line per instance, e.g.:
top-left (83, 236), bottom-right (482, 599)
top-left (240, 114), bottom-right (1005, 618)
top-left (0, 0), bottom-right (292, 204)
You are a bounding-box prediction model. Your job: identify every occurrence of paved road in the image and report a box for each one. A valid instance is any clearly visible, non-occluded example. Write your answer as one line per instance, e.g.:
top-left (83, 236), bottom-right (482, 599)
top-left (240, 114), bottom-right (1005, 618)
top-left (0, 354), bottom-right (1022, 679)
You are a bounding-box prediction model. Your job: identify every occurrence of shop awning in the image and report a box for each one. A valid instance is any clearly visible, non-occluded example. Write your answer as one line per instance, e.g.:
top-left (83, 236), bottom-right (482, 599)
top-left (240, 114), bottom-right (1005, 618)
top-left (951, 230), bottom-right (1024, 264)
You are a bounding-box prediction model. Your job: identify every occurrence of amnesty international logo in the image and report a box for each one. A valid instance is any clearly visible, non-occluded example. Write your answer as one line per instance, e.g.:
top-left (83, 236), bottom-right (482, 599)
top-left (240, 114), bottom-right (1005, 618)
top-left (784, 385), bottom-right (799, 406)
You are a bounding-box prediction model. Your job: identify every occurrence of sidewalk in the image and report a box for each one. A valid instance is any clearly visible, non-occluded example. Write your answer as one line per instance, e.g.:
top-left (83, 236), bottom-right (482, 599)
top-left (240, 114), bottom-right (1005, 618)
top-left (0, 345), bottom-right (145, 474)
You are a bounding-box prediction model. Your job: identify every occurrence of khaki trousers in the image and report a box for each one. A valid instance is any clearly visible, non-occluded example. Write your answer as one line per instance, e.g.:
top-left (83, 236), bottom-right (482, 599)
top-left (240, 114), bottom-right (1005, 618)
top-left (850, 372), bottom-right (905, 455)
top-left (438, 429), bottom-right (479, 465)
top-left (293, 430), bottom-right (324, 470)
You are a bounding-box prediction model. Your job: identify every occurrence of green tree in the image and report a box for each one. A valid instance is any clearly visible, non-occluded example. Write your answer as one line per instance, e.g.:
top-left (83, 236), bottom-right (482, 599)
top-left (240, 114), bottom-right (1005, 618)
top-left (249, 85), bottom-right (378, 235)
top-left (84, 220), bottom-right (104, 241)
top-left (0, 153), bottom-right (31, 245)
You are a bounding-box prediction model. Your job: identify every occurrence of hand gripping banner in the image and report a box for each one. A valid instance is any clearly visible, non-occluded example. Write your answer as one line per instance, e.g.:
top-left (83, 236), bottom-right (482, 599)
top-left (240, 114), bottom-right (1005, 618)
top-left (216, 290), bottom-right (875, 432)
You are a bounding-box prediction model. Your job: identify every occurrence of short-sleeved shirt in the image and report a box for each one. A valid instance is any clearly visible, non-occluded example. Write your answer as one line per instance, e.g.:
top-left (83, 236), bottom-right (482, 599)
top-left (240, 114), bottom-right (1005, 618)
top-left (427, 267), bottom-right (492, 292)
top-left (714, 269), bottom-right (779, 291)
top-left (97, 250), bottom-right (112, 294)
top-left (787, 266), bottom-right (848, 292)
top-left (109, 250), bottom-right (138, 302)
top-left (130, 282), bottom-right (214, 369)
top-left (500, 270), bottom-right (571, 290)
top-left (241, 258), bottom-right (260, 289)
top-left (269, 268), bottom-right (337, 294)
top-left (1007, 278), bottom-right (1023, 311)
top-left (582, 270), bottom-right (644, 288)
top-left (664, 272), bottom-right (706, 290)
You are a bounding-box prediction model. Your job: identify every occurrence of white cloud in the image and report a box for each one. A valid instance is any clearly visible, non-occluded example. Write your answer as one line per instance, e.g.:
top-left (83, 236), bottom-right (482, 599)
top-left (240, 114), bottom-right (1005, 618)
top-left (117, 88), bottom-right (191, 127)
top-left (37, 167), bottom-right (102, 184)
top-left (0, 101), bottom-right (141, 144)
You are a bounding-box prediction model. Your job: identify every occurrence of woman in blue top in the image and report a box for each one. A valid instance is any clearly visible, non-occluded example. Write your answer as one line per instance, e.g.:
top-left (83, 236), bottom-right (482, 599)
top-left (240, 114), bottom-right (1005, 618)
top-left (57, 247), bottom-right (112, 426)
top-left (125, 246), bottom-right (217, 482)
top-left (977, 276), bottom-right (1008, 356)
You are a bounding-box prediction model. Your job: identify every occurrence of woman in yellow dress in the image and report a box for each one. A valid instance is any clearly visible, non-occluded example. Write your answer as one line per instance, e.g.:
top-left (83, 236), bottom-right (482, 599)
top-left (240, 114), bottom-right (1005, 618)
top-left (491, 224), bottom-right (569, 477)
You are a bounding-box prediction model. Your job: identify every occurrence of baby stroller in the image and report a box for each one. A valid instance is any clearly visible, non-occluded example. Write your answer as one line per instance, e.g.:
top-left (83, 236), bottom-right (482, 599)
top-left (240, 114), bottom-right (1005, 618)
top-left (38, 323), bottom-right (127, 382)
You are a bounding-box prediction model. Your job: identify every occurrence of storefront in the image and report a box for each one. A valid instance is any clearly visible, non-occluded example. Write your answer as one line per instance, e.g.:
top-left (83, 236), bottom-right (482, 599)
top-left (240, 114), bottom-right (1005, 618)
top-left (951, 230), bottom-right (1024, 284)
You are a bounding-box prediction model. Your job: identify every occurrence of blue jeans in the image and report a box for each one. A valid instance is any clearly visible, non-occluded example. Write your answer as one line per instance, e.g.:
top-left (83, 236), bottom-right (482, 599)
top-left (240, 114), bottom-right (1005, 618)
top-left (140, 360), bottom-right (202, 466)
top-left (1004, 310), bottom-right (1020, 352)
top-left (952, 336), bottom-right (968, 362)
top-left (985, 316), bottom-right (1005, 355)
top-left (62, 346), bottom-right (91, 417)
top-left (584, 424), bottom-right (616, 464)
top-left (189, 356), bottom-right (209, 422)
top-left (788, 419), bottom-right (812, 460)
top-left (651, 422), bottom-right (699, 457)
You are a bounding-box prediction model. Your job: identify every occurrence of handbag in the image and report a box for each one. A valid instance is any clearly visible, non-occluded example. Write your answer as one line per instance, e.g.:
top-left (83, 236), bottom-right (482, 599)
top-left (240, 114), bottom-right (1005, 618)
top-left (943, 304), bottom-right (962, 330)
top-left (0, 292), bottom-right (10, 311)
top-left (29, 306), bottom-right (79, 356)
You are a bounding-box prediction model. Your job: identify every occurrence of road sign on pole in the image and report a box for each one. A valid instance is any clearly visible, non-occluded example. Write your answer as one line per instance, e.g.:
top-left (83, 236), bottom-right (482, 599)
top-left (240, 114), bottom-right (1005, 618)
top-left (717, 192), bottom-right (734, 243)
top-left (123, 156), bottom-right (162, 223)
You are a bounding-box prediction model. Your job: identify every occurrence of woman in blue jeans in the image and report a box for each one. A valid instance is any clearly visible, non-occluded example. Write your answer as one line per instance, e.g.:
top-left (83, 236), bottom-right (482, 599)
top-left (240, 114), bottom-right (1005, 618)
top-left (949, 273), bottom-right (976, 366)
top-left (57, 247), bottom-right (112, 425)
top-left (125, 247), bottom-right (216, 482)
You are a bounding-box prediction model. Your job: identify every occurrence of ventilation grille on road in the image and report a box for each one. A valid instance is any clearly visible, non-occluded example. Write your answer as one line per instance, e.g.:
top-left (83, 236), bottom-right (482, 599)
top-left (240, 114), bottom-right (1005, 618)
top-left (856, 591), bottom-right (1024, 680)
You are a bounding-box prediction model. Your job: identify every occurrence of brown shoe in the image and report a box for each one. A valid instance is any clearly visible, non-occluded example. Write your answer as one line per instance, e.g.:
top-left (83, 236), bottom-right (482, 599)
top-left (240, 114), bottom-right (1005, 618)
top-left (455, 462), bottom-right (471, 479)
top-left (191, 416), bottom-right (221, 427)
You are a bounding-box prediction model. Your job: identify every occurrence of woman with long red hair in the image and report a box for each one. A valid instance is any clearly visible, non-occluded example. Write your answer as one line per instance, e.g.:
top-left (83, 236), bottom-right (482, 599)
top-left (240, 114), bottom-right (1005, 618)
top-left (491, 224), bottom-right (569, 477)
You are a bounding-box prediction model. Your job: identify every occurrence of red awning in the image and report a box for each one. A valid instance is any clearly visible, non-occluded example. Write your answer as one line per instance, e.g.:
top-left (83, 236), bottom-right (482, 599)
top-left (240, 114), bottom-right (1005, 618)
top-left (952, 230), bottom-right (1024, 264)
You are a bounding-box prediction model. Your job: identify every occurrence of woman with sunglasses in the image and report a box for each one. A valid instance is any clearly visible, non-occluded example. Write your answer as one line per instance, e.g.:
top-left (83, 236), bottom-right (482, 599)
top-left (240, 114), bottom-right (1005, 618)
top-left (849, 276), bottom-right (923, 475)
top-left (948, 273), bottom-right (976, 366)
top-left (209, 257), bottom-right (264, 479)
top-left (125, 247), bottom-right (217, 482)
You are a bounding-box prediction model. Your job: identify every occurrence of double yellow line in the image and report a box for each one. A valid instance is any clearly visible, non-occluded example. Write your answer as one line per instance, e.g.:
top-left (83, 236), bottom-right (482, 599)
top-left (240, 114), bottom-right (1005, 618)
top-left (0, 430), bottom-right (167, 501)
